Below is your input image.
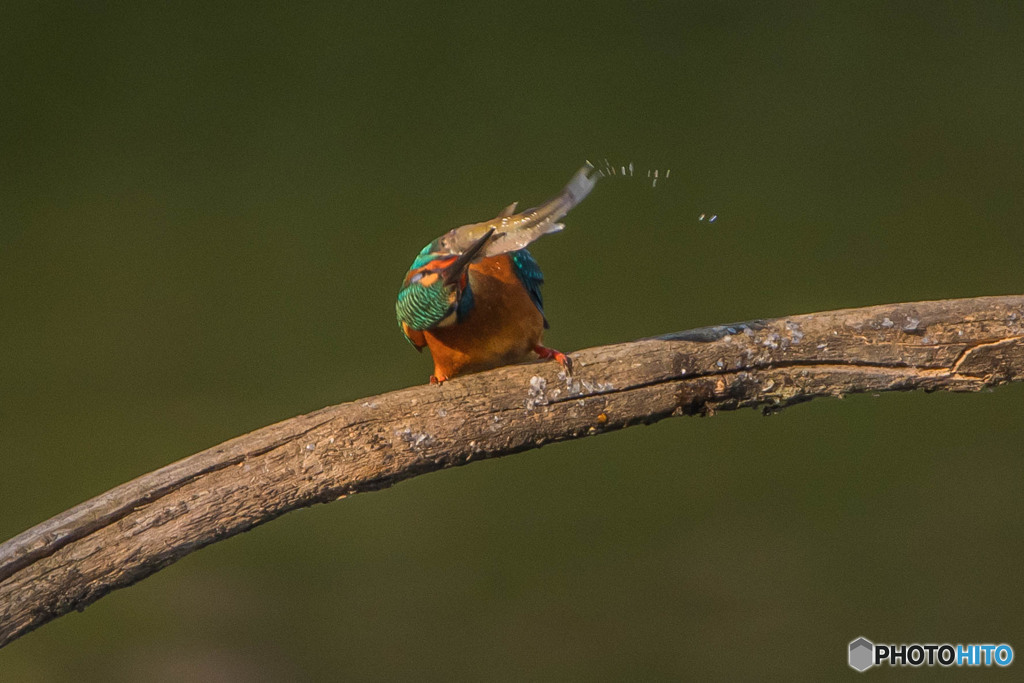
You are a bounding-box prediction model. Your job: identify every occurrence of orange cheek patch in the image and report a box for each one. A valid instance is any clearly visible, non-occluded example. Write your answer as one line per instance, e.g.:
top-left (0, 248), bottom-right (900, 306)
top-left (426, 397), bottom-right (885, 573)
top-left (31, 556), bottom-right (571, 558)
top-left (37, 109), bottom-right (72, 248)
top-left (402, 323), bottom-right (427, 348)
top-left (419, 273), bottom-right (439, 287)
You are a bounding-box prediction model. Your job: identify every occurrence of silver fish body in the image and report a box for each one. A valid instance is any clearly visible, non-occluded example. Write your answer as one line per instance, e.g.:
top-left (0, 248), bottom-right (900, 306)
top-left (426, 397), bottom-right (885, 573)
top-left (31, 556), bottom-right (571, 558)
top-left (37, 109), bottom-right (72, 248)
top-left (431, 163), bottom-right (601, 258)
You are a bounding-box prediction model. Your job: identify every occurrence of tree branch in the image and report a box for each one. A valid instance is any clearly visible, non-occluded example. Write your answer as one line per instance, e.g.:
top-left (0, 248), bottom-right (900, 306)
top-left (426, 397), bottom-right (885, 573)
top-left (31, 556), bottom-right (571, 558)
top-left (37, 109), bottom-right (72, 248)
top-left (3, 295), bottom-right (1024, 647)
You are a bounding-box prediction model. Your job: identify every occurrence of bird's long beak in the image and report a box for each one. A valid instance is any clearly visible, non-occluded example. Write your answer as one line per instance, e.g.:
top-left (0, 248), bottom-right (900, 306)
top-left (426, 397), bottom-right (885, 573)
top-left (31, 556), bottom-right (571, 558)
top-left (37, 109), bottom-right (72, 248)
top-left (443, 227), bottom-right (495, 285)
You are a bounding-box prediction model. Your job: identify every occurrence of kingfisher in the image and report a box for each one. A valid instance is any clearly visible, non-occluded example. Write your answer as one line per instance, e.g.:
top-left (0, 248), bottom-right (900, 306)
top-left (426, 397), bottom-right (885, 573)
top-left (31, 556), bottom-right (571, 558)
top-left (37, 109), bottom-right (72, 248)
top-left (396, 164), bottom-right (601, 384)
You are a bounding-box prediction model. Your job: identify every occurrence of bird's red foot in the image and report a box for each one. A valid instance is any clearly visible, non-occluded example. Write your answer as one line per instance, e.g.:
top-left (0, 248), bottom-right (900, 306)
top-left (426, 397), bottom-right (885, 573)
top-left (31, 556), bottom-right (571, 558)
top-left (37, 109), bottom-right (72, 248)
top-left (429, 374), bottom-right (448, 385)
top-left (534, 344), bottom-right (573, 375)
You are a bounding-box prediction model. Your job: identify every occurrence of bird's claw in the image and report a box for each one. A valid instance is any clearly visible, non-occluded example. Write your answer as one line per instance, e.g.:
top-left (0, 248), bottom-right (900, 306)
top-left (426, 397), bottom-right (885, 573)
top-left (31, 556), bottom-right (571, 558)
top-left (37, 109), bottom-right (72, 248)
top-left (534, 345), bottom-right (573, 376)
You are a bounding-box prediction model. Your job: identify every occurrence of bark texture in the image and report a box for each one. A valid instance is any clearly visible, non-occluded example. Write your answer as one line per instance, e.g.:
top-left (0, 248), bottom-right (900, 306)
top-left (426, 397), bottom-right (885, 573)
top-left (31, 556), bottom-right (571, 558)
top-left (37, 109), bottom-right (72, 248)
top-left (2, 295), bottom-right (1024, 648)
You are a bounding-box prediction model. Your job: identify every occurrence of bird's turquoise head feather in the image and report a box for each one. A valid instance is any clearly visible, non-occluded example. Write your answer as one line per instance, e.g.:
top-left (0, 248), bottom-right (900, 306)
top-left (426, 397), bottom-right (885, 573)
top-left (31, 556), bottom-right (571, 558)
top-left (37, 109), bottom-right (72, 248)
top-left (395, 228), bottom-right (493, 332)
top-left (395, 265), bottom-right (458, 331)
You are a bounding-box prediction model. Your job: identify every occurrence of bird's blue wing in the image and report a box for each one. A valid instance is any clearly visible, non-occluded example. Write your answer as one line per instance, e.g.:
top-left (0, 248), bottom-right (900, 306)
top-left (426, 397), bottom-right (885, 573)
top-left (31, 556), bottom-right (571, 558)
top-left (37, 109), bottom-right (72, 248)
top-left (510, 249), bottom-right (549, 329)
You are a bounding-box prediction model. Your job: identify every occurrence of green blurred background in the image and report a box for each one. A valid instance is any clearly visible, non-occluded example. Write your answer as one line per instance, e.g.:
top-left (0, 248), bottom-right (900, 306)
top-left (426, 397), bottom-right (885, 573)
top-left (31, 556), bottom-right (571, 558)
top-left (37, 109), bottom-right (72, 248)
top-left (3, 2), bottom-right (1024, 679)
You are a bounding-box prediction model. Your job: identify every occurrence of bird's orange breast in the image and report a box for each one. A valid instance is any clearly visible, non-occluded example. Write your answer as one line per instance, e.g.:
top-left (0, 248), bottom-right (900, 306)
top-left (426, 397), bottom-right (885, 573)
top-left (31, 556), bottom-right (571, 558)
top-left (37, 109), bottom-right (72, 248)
top-left (423, 253), bottom-right (546, 380)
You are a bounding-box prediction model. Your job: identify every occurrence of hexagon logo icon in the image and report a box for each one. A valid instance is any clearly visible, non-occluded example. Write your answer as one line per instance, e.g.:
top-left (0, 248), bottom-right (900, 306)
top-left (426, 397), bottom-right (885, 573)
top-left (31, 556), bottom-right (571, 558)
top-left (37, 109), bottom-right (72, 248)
top-left (849, 637), bottom-right (874, 672)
